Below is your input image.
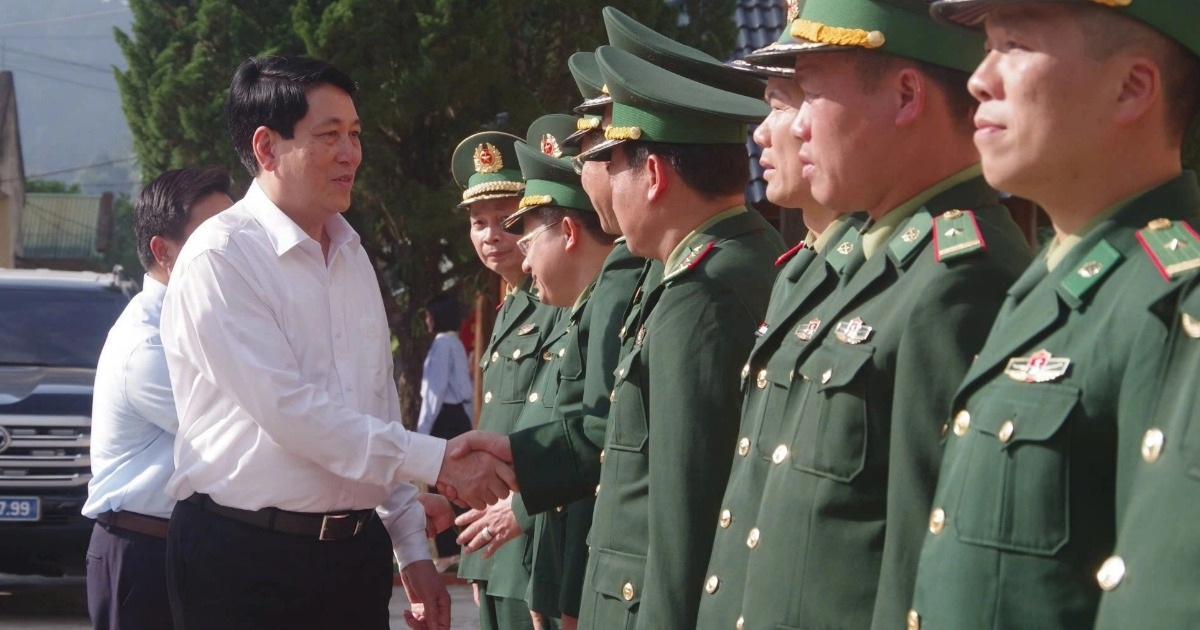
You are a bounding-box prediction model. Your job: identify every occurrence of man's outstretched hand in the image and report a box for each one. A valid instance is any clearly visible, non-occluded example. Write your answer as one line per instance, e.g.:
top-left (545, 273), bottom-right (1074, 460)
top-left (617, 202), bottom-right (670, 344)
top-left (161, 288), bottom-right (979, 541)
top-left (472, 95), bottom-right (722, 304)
top-left (437, 431), bottom-right (518, 510)
top-left (417, 493), bottom-right (456, 539)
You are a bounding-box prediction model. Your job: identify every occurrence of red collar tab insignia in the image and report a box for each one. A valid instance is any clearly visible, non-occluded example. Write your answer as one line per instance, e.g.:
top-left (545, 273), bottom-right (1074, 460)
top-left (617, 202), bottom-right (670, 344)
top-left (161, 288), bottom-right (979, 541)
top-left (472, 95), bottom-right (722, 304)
top-left (517, 323), bottom-right (537, 336)
top-left (834, 317), bottom-right (873, 344)
top-left (776, 241), bottom-right (806, 267)
top-left (1004, 349), bottom-right (1070, 383)
top-left (933, 209), bottom-right (986, 263)
top-left (755, 321), bottom-right (769, 337)
top-left (473, 143), bottom-right (503, 174)
top-left (795, 318), bottom-right (821, 342)
top-left (664, 241), bottom-right (716, 283)
top-left (540, 134), bottom-right (563, 158)
top-left (1136, 218), bottom-right (1200, 281)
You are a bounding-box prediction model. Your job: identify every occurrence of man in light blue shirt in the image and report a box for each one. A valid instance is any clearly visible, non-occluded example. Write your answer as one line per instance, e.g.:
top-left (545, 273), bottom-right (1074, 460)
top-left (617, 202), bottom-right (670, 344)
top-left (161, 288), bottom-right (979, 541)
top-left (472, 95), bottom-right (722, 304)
top-left (83, 167), bottom-right (232, 630)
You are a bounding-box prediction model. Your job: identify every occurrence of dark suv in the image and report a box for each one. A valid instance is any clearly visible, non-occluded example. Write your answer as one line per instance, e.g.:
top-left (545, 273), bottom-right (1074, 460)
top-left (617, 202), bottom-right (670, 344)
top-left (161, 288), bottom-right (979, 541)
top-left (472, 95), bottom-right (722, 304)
top-left (0, 268), bottom-right (135, 576)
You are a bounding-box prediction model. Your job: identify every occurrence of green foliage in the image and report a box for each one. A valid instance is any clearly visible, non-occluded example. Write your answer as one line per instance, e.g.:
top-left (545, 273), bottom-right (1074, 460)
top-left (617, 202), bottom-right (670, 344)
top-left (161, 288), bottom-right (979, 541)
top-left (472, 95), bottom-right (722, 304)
top-left (25, 179), bottom-right (81, 194)
top-left (103, 194), bottom-right (142, 278)
top-left (117, 0), bottom-right (737, 423)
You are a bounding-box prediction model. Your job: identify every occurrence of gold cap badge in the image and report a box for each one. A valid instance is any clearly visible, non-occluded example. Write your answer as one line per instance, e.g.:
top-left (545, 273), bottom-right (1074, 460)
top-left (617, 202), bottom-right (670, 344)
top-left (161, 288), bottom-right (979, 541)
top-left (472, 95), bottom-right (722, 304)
top-left (473, 143), bottom-right (503, 174)
top-left (540, 134), bottom-right (562, 158)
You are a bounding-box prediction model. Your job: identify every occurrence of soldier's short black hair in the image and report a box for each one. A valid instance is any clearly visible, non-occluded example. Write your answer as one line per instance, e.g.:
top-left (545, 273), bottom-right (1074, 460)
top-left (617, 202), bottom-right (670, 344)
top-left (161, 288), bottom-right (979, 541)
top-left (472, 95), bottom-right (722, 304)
top-left (134, 167), bottom-right (232, 272)
top-left (851, 51), bottom-right (977, 135)
top-left (425, 293), bottom-right (462, 333)
top-left (226, 55), bottom-right (358, 177)
top-left (531, 206), bottom-right (615, 245)
top-left (623, 141), bottom-right (750, 200)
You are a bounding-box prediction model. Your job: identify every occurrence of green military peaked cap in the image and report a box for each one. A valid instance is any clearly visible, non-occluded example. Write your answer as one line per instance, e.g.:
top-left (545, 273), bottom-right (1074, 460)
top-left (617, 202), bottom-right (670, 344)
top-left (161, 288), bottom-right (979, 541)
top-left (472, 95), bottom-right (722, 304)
top-left (603, 6), bottom-right (765, 98)
top-left (527, 114), bottom-right (583, 157)
top-left (931, 0), bottom-right (1200, 57)
top-left (451, 131), bottom-right (525, 207)
top-left (570, 51), bottom-right (612, 114)
top-left (578, 46), bottom-right (769, 163)
top-left (503, 118), bottom-right (596, 232)
top-left (728, 0), bottom-right (805, 78)
top-left (744, 0), bottom-right (984, 73)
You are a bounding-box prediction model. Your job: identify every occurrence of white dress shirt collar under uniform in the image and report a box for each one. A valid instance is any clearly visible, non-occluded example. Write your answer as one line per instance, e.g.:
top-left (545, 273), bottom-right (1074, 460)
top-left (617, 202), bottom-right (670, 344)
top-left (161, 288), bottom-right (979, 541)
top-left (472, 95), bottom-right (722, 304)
top-left (160, 181), bottom-right (446, 565)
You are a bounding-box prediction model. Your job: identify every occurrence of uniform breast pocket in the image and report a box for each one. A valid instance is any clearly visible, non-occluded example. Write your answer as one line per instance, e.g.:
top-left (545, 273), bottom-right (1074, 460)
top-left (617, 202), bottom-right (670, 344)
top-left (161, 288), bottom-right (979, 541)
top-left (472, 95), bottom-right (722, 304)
top-left (589, 547), bottom-right (645, 627)
top-left (790, 343), bottom-right (874, 482)
top-left (954, 381), bottom-right (1078, 556)
top-left (608, 348), bottom-right (647, 452)
top-left (496, 336), bottom-right (544, 404)
top-left (752, 343), bottom-right (806, 462)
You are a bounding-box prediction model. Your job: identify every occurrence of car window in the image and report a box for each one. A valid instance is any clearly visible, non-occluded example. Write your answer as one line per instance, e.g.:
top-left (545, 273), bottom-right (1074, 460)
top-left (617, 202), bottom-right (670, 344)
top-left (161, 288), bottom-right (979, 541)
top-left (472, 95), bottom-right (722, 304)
top-left (0, 288), bottom-right (129, 368)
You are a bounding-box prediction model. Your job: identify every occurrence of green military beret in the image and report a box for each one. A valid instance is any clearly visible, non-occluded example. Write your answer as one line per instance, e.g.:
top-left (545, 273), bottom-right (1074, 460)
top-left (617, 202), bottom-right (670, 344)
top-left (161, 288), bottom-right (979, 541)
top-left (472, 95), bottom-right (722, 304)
top-left (744, 0), bottom-right (984, 73)
top-left (728, 0), bottom-right (804, 78)
top-left (503, 126), bottom-right (596, 233)
top-left (603, 6), bottom-right (765, 98)
top-left (931, 0), bottom-right (1200, 57)
top-left (451, 131), bottom-right (525, 208)
top-left (578, 46), bottom-right (769, 163)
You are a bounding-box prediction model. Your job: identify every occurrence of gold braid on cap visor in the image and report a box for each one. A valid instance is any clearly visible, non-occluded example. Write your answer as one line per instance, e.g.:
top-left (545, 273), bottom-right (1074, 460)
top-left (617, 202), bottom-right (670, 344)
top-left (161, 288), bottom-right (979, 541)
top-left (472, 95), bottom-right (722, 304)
top-left (462, 180), bottom-right (524, 201)
top-left (605, 126), bottom-right (643, 141)
top-left (519, 195), bottom-right (553, 209)
top-left (791, 19), bottom-right (886, 49)
top-left (577, 117), bottom-right (601, 131)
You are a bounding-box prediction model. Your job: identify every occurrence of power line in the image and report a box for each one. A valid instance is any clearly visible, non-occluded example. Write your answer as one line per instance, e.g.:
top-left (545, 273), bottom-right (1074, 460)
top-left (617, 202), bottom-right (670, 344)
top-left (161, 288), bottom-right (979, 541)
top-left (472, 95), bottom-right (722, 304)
top-left (11, 157), bottom-right (137, 183)
top-left (6, 47), bottom-right (113, 74)
top-left (7, 66), bottom-right (118, 93)
top-left (0, 8), bottom-right (130, 31)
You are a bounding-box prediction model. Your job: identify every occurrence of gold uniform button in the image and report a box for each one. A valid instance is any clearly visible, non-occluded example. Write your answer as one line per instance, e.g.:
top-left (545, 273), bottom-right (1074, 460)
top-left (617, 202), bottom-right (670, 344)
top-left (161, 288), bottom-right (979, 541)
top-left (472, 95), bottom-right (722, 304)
top-left (620, 325), bottom-right (627, 338)
top-left (737, 437), bottom-right (750, 457)
top-left (555, 505), bottom-right (564, 512)
top-left (907, 609), bottom-right (920, 630)
top-left (610, 390), bottom-right (616, 403)
top-left (529, 392), bottom-right (539, 403)
top-left (821, 369), bottom-right (833, 384)
top-left (618, 368), bottom-right (625, 378)
top-left (543, 351), bottom-right (554, 361)
top-left (756, 369), bottom-right (768, 389)
top-left (600, 449), bottom-right (606, 464)
top-left (940, 423), bottom-right (949, 439)
top-left (788, 369), bottom-right (795, 382)
top-left (746, 527), bottom-right (760, 549)
top-left (998, 419), bottom-right (1015, 443)
top-left (558, 348), bottom-right (565, 358)
top-left (512, 349), bottom-right (522, 359)
top-left (622, 582), bottom-right (635, 601)
top-left (1097, 555), bottom-right (1126, 591)
top-left (929, 508), bottom-right (946, 535)
top-left (953, 410), bottom-right (970, 436)
top-left (1142, 428), bottom-right (1165, 463)
top-left (719, 509), bottom-right (732, 528)
top-left (491, 351), bottom-right (500, 363)
top-left (741, 364), bottom-right (750, 379)
top-left (484, 392), bottom-right (493, 404)
top-left (736, 616), bottom-right (744, 629)
top-left (705, 575), bottom-right (720, 594)
top-left (772, 445), bottom-right (788, 464)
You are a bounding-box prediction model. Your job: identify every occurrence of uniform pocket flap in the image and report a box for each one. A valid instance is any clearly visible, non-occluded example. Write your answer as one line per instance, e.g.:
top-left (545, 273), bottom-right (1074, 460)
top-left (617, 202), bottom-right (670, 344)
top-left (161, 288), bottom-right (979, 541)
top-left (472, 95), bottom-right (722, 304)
top-left (797, 343), bottom-right (874, 392)
top-left (558, 333), bottom-right (584, 380)
top-left (498, 334), bottom-right (544, 362)
top-left (590, 547), bottom-right (646, 609)
top-left (971, 381), bottom-right (1080, 446)
top-left (612, 345), bottom-right (640, 388)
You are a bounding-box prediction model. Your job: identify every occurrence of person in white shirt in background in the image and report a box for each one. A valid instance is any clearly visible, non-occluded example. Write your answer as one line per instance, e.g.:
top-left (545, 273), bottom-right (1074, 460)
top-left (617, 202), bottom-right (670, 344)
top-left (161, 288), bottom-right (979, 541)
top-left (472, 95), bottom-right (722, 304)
top-left (417, 292), bottom-right (475, 573)
top-left (83, 167), bottom-right (233, 630)
top-left (159, 55), bottom-right (515, 630)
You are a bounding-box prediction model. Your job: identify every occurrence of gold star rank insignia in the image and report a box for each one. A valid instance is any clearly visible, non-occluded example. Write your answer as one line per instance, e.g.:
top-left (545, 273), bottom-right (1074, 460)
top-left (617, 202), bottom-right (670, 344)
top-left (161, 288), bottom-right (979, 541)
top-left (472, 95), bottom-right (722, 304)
top-left (1004, 349), bottom-right (1071, 383)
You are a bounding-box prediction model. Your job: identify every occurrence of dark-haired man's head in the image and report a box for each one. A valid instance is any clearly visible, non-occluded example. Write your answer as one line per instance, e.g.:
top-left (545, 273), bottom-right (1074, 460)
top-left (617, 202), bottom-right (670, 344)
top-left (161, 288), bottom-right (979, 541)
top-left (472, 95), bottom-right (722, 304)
top-left (134, 167), bottom-right (233, 283)
top-left (226, 56), bottom-right (362, 231)
top-left (424, 293), bottom-right (462, 334)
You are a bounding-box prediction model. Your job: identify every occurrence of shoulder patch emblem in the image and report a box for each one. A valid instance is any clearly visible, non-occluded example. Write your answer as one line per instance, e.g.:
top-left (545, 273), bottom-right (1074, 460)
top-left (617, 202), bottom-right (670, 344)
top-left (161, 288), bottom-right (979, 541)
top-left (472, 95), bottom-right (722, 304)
top-left (775, 241), bottom-right (806, 267)
top-left (1136, 218), bottom-right (1200, 281)
top-left (932, 209), bottom-right (986, 262)
top-left (663, 241), bottom-right (715, 284)
top-left (888, 211), bottom-right (932, 266)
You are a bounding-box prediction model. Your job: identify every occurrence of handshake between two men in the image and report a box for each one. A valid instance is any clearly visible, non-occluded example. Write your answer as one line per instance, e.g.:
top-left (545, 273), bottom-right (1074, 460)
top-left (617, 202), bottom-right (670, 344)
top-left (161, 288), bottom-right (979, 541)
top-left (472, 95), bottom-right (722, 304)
top-left (427, 430), bottom-right (523, 555)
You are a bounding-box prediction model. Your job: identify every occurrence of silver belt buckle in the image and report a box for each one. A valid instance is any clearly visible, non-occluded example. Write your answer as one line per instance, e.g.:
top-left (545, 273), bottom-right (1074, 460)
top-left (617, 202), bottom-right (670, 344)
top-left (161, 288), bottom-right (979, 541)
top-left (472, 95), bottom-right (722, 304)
top-left (319, 513), bottom-right (363, 541)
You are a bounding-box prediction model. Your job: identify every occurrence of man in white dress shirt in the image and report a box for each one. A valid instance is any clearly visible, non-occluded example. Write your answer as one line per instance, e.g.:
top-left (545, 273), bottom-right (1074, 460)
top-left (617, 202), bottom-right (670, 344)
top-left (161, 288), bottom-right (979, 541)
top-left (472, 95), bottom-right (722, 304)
top-left (84, 167), bottom-right (233, 630)
top-left (160, 56), bottom-right (514, 630)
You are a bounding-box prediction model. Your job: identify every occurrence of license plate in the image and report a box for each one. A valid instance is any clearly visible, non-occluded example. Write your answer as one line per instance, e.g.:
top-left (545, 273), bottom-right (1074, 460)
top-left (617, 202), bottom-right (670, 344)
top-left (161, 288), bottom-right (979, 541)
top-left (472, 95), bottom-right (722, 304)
top-left (0, 497), bottom-right (40, 521)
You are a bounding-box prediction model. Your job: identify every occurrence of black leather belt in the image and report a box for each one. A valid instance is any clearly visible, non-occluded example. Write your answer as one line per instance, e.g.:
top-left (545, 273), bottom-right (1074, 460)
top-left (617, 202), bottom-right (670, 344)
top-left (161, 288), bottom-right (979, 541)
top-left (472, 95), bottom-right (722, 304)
top-left (184, 494), bottom-right (374, 542)
top-left (96, 510), bottom-right (170, 539)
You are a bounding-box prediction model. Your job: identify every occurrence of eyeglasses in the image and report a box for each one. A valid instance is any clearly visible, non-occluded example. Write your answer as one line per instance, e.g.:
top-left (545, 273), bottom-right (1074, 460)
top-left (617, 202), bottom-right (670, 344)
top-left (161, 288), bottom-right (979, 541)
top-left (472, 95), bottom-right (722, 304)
top-left (516, 221), bottom-right (562, 256)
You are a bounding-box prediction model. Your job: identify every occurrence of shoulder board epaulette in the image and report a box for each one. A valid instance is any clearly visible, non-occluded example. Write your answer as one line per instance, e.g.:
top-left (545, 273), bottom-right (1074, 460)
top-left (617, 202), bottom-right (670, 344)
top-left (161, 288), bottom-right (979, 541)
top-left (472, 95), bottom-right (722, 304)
top-left (827, 226), bottom-right (862, 275)
top-left (1059, 240), bottom-right (1122, 304)
top-left (931, 209), bottom-right (986, 263)
top-left (663, 241), bottom-right (715, 284)
top-left (1135, 218), bottom-right (1200, 281)
top-left (775, 241), bottom-right (806, 267)
top-left (888, 211), bottom-right (933, 266)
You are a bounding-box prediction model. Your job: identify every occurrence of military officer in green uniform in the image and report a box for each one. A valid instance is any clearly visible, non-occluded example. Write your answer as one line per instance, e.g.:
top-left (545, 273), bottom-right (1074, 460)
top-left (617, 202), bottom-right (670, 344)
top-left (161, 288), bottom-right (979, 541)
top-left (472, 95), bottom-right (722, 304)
top-left (565, 44), bottom-right (784, 630)
top-left (694, 2), bottom-right (1033, 628)
top-left (448, 130), bottom-right (562, 630)
top-left (908, 1), bottom-right (1200, 628)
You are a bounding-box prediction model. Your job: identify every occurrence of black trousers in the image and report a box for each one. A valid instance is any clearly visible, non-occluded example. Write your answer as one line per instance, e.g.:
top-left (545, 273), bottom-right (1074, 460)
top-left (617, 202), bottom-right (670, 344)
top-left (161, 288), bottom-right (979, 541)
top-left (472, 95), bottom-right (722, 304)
top-left (430, 402), bottom-right (472, 558)
top-left (166, 498), bottom-right (393, 630)
top-left (86, 521), bottom-right (173, 630)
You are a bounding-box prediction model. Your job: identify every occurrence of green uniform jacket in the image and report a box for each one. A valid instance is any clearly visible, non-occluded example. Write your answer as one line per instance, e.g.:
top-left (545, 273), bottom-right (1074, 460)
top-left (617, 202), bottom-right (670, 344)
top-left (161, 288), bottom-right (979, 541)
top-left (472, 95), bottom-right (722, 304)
top-left (526, 241), bottom-right (649, 619)
top-left (489, 309), bottom-right (570, 604)
top-left (703, 177), bottom-right (1031, 630)
top-left (459, 277), bottom-right (562, 584)
top-left (578, 208), bottom-right (784, 630)
top-left (509, 255), bottom-right (663, 513)
top-left (695, 215), bottom-right (861, 630)
top-left (1093, 179), bottom-right (1200, 630)
top-left (911, 174), bottom-right (1200, 630)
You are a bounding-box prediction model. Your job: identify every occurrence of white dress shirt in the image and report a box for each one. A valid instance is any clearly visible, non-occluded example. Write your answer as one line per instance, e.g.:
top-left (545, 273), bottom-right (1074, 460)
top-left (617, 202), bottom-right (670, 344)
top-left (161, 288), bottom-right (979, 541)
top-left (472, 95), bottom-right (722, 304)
top-left (83, 275), bottom-right (178, 520)
top-left (160, 181), bottom-right (446, 565)
top-left (416, 332), bottom-right (474, 435)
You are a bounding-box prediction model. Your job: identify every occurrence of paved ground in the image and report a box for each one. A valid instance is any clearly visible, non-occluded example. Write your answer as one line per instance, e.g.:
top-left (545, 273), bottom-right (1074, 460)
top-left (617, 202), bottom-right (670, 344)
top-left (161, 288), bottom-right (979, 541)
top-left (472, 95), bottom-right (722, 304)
top-left (0, 574), bottom-right (481, 629)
